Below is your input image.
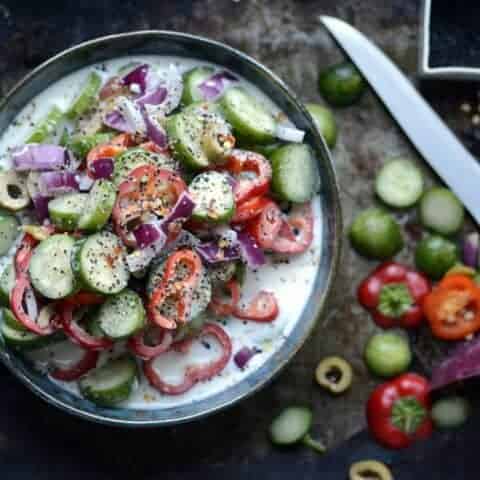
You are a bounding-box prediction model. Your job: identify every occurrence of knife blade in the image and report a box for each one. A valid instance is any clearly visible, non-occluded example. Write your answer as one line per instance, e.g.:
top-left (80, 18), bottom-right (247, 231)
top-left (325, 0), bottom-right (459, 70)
top-left (320, 16), bottom-right (480, 225)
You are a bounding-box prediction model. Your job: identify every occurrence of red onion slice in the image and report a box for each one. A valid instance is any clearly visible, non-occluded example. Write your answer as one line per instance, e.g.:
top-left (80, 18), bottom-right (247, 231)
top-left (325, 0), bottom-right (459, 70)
top-left (237, 231), bottom-right (266, 268)
top-left (463, 232), bottom-right (479, 268)
top-left (122, 63), bottom-right (149, 93)
top-left (160, 191), bottom-right (196, 235)
top-left (133, 223), bottom-right (163, 249)
top-left (233, 346), bottom-right (261, 369)
top-left (196, 241), bottom-right (241, 264)
top-left (198, 70), bottom-right (238, 101)
top-left (89, 158), bottom-right (114, 180)
top-left (32, 195), bottom-right (51, 223)
top-left (38, 171), bottom-right (79, 196)
top-left (103, 110), bottom-right (135, 133)
top-left (13, 145), bottom-right (70, 171)
top-left (127, 224), bottom-right (167, 273)
top-left (143, 109), bottom-right (168, 148)
top-left (136, 87), bottom-right (168, 107)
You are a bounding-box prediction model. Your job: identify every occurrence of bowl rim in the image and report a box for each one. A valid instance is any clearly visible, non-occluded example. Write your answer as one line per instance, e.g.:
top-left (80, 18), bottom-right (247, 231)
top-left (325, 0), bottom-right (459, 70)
top-left (0, 30), bottom-right (342, 427)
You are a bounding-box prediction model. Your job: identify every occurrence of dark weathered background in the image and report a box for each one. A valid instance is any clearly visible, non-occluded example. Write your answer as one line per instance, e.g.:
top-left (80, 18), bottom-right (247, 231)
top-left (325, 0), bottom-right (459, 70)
top-left (1, 0), bottom-right (480, 478)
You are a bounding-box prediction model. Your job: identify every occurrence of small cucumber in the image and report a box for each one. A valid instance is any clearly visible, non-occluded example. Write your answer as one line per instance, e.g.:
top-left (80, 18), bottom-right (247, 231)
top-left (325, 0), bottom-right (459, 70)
top-left (26, 106), bottom-right (64, 144)
top-left (78, 355), bottom-right (137, 406)
top-left (0, 263), bottom-right (14, 307)
top-left (77, 180), bottom-right (116, 231)
top-left (95, 289), bottom-right (146, 339)
top-left (48, 193), bottom-right (88, 231)
top-left (375, 158), bottom-right (424, 208)
top-left (77, 232), bottom-right (129, 295)
top-left (270, 406), bottom-right (313, 445)
top-left (0, 213), bottom-right (19, 256)
top-left (67, 71), bottom-right (102, 119)
top-left (270, 144), bottom-right (318, 203)
top-left (189, 171), bottom-right (235, 223)
top-left (181, 66), bottom-right (215, 105)
top-left (419, 187), bottom-right (465, 235)
top-left (220, 87), bottom-right (276, 144)
top-left (29, 234), bottom-right (77, 299)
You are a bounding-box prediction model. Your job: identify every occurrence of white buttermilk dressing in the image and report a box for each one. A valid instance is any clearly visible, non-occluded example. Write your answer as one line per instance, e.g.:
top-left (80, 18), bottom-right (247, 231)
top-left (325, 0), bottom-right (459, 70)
top-left (0, 56), bottom-right (323, 409)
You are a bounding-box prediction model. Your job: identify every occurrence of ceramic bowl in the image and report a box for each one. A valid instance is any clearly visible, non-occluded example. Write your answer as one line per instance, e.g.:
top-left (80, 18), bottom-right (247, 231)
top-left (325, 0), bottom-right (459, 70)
top-left (0, 31), bottom-right (341, 426)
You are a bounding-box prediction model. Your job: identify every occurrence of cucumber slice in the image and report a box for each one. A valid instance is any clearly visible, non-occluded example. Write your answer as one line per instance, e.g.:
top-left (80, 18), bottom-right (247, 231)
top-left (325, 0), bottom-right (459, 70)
top-left (65, 133), bottom-right (114, 158)
top-left (189, 171), bottom-right (235, 223)
top-left (77, 180), bottom-right (116, 231)
top-left (96, 289), bottom-right (145, 339)
top-left (26, 106), bottom-right (64, 144)
top-left (207, 261), bottom-right (237, 286)
top-left (269, 407), bottom-right (313, 445)
top-left (29, 234), bottom-right (77, 299)
top-left (48, 193), bottom-right (88, 231)
top-left (78, 232), bottom-right (129, 295)
top-left (78, 356), bottom-right (137, 406)
top-left (0, 213), bottom-right (18, 256)
top-left (270, 144), bottom-right (318, 203)
top-left (0, 263), bottom-right (14, 307)
top-left (67, 72), bottom-right (102, 119)
top-left (147, 259), bottom-right (211, 319)
top-left (419, 187), bottom-right (465, 235)
top-left (113, 148), bottom-right (178, 187)
top-left (220, 87), bottom-right (276, 144)
top-left (375, 159), bottom-right (424, 208)
top-left (2, 308), bottom-right (26, 331)
top-left (181, 66), bottom-right (215, 105)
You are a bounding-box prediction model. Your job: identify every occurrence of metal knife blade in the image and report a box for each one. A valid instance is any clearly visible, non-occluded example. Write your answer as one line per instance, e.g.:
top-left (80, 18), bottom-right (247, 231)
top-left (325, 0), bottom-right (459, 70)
top-left (320, 15), bottom-right (480, 224)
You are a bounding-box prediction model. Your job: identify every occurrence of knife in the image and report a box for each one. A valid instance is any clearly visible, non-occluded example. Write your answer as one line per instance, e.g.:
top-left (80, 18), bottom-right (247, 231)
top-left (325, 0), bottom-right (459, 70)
top-left (319, 16), bottom-right (480, 225)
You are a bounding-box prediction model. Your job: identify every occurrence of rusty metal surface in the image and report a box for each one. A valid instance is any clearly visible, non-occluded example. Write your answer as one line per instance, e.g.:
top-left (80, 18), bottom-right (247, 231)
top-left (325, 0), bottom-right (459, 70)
top-left (0, 0), bottom-right (476, 475)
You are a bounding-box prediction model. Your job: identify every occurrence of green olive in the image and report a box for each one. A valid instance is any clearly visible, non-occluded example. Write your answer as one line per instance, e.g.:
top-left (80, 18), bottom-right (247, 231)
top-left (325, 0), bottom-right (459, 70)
top-left (315, 356), bottom-right (353, 394)
top-left (431, 396), bottom-right (470, 429)
top-left (349, 460), bottom-right (393, 480)
top-left (364, 332), bottom-right (412, 378)
top-left (415, 235), bottom-right (459, 280)
top-left (318, 62), bottom-right (367, 107)
top-left (349, 208), bottom-right (403, 260)
top-left (0, 171), bottom-right (30, 211)
top-left (306, 103), bottom-right (338, 148)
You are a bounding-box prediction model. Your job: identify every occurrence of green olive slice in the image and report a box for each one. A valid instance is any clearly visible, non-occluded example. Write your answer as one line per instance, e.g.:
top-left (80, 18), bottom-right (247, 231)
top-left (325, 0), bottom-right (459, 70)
top-left (349, 460), bottom-right (393, 480)
top-left (0, 171), bottom-right (30, 211)
top-left (315, 356), bottom-right (353, 394)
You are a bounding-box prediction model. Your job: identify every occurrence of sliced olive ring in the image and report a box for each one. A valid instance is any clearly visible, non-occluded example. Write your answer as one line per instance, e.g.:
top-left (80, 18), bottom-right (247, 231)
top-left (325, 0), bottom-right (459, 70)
top-left (0, 171), bottom-right (30, 211)
top-left (315, 356), bottom-right (353, 394)
top-left (349, 460), bottom-right (393, 480)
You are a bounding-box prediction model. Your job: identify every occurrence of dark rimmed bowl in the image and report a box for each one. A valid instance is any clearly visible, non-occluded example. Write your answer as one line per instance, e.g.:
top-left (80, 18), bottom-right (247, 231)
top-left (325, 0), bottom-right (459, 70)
top-left (0, 31), bottom-right (342, 427)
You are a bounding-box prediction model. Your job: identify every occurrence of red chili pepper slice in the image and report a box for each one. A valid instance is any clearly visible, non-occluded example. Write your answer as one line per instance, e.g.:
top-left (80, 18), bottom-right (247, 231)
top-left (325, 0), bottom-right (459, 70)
top-left (209, 279), bottom-right (241, 316)
top-left (367, 373), bottom-right (433, 449)
top-left (139, 141), bottom-right (169, 155)
top-left (14, 234), bottom-right (37, 276)
top-left (60, 303), bottom-right (113, 351)
top-left (128, 327), bottom-right (173, 360)
top-left (63, 292), bottom-right (105, 306)
top-left (245, 200), bottom-right (283, 250)
top-left (222, 150), bottom-right (272, 204)
top-left (233, 291), bottom-right (279, 322)
top-left (269, 203), bottom-right (314, 255)
top-left (232, 195), bottom-right (271, 224)
top-left (50, 349), bottom-right (99, 381)
top-left (148, 249), bottom-right (203, 330)
top-left (112, 164), bottom-right (186, 247)
top-left (143, 322), bottom-right (232, 395)
top-left (358, 262), bottom-right (431, 329)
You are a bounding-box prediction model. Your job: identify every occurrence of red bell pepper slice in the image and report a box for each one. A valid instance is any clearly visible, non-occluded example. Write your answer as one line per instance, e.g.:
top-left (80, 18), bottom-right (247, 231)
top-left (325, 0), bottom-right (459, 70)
top-left (233, 291), bottom-right (279, 322)
top-left (222, 150), bottom-right (272, 204)
top-left (143, 322), bottom-right (232, 395)
top-left (245, 200), bottom-right (283, 250)
top-left (112, 164), bottom-right (186, 247)
top-left (128, 327), bottom-right (174, 360)
top-left (209, 279), bottom-right (241, 316)
top-left (367, 373), bottom-right (433, 449)
top-left (50, 349), bottom-right (99, 381)
top-left (358, 262), bottom-right (431, 329)
top-left (232, 195), bottom-right (271, 224)
top-left (60, 303), bottom-right (113, 351)
top-left (148, 249), bottom-right (203, 330)
top-left (269, 203), bottom-right (314, 255)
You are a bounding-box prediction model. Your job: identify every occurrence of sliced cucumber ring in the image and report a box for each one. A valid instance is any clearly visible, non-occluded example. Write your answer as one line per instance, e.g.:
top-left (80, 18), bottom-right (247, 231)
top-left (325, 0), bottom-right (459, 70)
top-left (375, 158), bottom-right (424, 208)
top-left (78, 356), bottom-right (137, 406)
top-left (96, 289), bottom-right (146, 339)
top-left (181, 66), bottom-right (215, 105)
top-left (77, 232), bottom-right (129, 295)
top-left (0, 263), bottom-right (14, 307)
top-left (77, 180), bottom-right (116, 231)
top-left (220, 87), bottom-right (276, 144)
top-left (48, 193), bottom-right (88, 231)
top-left (29, 234), bottom-right (77, 299)
top-left (189, 171), bottom-right (235, 223)
top-left (0, 213), bottom-right (18, 256)
top-left (270, 144), bottom-right (318, 203)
